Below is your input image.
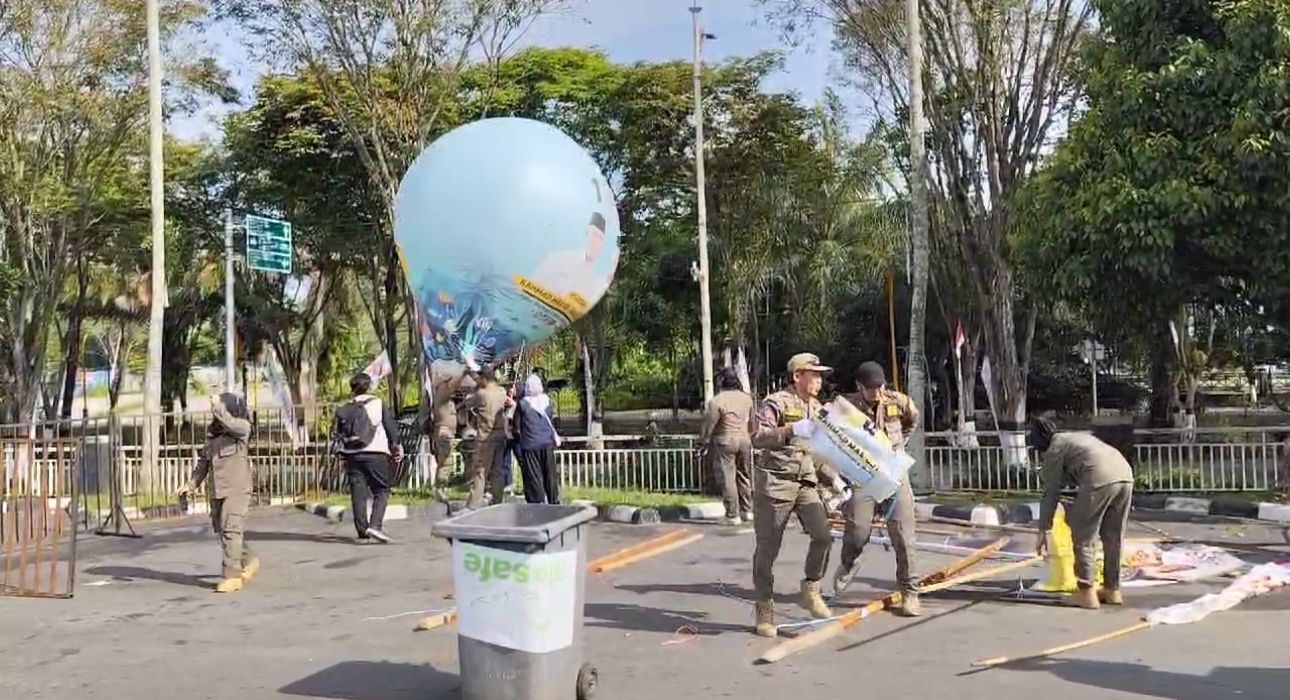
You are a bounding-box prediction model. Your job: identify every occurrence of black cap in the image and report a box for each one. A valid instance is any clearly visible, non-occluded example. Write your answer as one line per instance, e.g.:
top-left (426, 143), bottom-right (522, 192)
top-left (857, 362), bottom-right (886, 389)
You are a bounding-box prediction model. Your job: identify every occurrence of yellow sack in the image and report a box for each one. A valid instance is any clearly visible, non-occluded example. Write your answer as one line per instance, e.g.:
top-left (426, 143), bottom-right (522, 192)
top-left (1034, 504), bottom-right (1103, 593)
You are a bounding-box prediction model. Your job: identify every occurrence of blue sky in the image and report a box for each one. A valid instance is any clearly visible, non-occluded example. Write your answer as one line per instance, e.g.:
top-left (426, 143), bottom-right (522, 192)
top-left (173, 0), bottom-right (840, 141)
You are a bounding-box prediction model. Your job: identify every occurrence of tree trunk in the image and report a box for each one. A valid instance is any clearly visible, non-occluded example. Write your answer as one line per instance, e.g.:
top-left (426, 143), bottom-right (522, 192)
top-left (59, 260), bottom-right (89, 420)
top-left (383, 242), bottom-right (403, 411)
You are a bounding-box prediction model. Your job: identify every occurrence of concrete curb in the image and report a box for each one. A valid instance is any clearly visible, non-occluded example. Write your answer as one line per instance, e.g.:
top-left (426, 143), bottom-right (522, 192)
top-left (656, 502), bottom-right (727, 522)
top-left (917, 494), bottom-right (1290, 526)
top-left (297, 502), bottom-right (409, 523)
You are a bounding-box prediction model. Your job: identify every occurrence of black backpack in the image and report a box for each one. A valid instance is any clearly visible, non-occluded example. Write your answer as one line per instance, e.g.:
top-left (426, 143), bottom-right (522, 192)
top-left (336, 398), bottom-right (379, 450)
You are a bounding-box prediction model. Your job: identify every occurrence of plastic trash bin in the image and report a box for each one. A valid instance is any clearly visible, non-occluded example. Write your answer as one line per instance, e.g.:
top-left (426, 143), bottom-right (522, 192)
top-left (432, 502), bottom-right (600, 700)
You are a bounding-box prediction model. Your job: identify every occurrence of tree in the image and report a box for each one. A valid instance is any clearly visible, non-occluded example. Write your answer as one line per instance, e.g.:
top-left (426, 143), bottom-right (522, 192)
top-left (225, 74), bottom-right (383, 406)
top-left (768, 0), bottom-right (1092, 439)
top-left (220, 0), bottom-right (569, 409)
top-left (1021, 0), bottom-right (1290, 426)
top-left (0, 0), bottom-right (229, 425)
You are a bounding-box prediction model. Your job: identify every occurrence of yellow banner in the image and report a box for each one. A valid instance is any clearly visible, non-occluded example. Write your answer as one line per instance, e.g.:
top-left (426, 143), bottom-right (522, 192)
top-left (514, 275), bottom-right (587, 322)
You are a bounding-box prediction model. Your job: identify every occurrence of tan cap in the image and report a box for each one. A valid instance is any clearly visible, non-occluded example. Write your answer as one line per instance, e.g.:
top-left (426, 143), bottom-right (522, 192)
top-left (787, 352), bottom-right (832, 375)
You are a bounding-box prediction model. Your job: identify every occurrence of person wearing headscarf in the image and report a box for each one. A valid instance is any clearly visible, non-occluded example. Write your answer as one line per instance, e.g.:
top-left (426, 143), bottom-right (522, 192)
top-left (179, 393), bottom-right (258, 593)
top-left (1031, 416), bottom-right (1135, 609)
top-left (511, 374), bottom-right (561, 504)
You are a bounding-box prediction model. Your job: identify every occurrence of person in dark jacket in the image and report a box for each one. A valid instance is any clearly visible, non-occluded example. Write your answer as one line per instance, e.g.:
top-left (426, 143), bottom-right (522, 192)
top-left (178, 393), bottom-right (258, 593)
top-left (512, 374), bottom-right (561, 504)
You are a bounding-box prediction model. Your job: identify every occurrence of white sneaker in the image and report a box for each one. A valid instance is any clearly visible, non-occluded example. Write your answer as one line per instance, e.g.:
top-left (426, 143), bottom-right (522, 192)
top-left (723, 516), bottom-right (743, 526)
top-left (741, 512), bottom-right (754, 523)
top-left (833, 558), bottom-right (861, 595)
top-left (366, 528), bottom-right (393, 544)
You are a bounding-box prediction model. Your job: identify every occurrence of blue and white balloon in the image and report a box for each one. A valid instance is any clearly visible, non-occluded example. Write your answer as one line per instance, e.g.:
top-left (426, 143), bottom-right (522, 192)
top-left (394, 118), bottom-right (620, 382)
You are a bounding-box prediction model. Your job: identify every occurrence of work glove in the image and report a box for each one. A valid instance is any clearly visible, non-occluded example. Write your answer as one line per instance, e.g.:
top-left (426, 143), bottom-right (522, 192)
top-left (790, 419), bottom-right (816, 439)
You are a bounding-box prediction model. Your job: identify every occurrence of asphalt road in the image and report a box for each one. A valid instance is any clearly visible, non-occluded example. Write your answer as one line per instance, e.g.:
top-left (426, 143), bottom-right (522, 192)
top-left (1, 506), bottom-right (1287, 700)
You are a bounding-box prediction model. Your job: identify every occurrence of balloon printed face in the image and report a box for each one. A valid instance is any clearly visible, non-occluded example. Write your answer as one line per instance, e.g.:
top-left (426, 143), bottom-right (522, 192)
top-left (394, 118), bottom-right (621, 383)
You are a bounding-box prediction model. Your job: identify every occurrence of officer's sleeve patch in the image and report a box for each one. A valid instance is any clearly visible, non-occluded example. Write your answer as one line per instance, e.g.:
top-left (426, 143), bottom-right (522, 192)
top-left (886, 405), bottom-right (901, 418)
top-left (759, 402), bottom-right (781, 428)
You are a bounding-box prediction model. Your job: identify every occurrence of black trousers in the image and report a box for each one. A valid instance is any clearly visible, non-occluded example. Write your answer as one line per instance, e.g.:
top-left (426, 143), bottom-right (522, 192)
top-left (345, 452), bottom-right (392, 537)
top-left (519, 446), bottom-right (560, 504)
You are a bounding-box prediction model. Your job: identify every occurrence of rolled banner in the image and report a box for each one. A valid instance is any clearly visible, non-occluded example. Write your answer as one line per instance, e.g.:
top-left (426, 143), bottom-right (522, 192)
top-left (806, 396), bottom-right (913, 502)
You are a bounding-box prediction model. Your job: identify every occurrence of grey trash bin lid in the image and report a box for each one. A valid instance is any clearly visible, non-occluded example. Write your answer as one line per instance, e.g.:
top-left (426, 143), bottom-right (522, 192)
top-left (432, 503), bottom-right (597, 544)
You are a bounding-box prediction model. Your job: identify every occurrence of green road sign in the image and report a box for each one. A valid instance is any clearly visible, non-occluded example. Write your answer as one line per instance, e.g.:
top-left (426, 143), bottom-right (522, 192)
top-left (245, 214), bottom-right (293, 273)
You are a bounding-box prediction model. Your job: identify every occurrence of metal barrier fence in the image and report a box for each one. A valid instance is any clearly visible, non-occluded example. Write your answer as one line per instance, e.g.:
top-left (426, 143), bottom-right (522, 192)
top-left (6, 413), bottom-right (1288, 511)
top-left (925, 427), bottom-right (1289, 493)
top-left (1, 438), bottom-right (79, 598)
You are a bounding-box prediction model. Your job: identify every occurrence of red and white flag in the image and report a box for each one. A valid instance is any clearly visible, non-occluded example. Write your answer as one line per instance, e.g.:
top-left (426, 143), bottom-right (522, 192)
top-left (363, 351), bottom-right (392, 386)
top-left (953, 319), bottom-right (966, 360)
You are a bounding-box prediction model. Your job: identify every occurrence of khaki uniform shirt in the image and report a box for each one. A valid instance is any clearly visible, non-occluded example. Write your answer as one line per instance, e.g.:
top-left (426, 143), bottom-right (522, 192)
top-left (700, 390), bottom-right (754, 445)
top-left (468, 384), bottom-right (509, 443)
top-left (190, 401), bottom-right (253, 499)
top-left (846, 387), bottom-right (919, 453)
top-left (432, 396), bottom-right (457, 438)
top-left (752, 390), bottom-right (826, 485)
top-left (1038, 432), bottom-right (1134, 531)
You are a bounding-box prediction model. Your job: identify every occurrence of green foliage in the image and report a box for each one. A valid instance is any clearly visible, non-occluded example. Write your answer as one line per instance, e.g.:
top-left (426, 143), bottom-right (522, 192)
top-left (1021, 0), bottom-right (1290, 343)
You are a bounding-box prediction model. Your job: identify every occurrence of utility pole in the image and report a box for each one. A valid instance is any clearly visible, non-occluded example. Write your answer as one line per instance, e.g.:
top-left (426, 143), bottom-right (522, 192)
top-left (224, 209), bottom-right (237, 391)
top-left (142, 0), bottom-right (166, 490)
top-left (691, 4), bottom-right (716, 405)
top-left (1089, 338), bottom-right (1100, 417)
top-left (904, 0), bottom-right (932, 490)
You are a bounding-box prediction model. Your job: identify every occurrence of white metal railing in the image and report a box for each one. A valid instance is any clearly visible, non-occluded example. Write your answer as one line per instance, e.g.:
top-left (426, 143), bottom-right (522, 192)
top-left (8, 413), bottom-right (1289, 500)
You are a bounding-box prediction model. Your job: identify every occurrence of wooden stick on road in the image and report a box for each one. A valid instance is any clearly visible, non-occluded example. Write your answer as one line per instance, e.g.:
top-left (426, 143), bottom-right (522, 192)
top-left (971, 620), bottom-right (1153, 668)
top-left (757, 537), bottom-right (1011, 664)
top-left (592, 532), bottom-right (705, 574)
top-left (587, 528), bottom-right (701, 573)
top-left (415, 528), bottom-right (706, 630)
top-left (916, 555), bottom-right (1044, 595)
top-left (413, 610), bottom-right (459, 631)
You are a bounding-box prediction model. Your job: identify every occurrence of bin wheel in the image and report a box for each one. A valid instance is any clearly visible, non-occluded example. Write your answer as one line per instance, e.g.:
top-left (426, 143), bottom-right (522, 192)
top-left (576, 662), bottom-right (598, 700)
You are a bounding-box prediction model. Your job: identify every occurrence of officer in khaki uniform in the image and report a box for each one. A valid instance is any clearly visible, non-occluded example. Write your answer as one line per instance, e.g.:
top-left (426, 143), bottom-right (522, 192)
top-left (426, 374), bottom-right (466, 495)
top-left (750, 353), bottom-right (837, 638)
top-left (834, 361), bottom-right (921, 616)
top-left (179, 393), bottom-right (259, 593)
top-left (465, 369), bottom-right (510, 509)
top-left (699, 368), bottom-right (754, 524)
top-left (1031, 417), bottom-right (1134, 609)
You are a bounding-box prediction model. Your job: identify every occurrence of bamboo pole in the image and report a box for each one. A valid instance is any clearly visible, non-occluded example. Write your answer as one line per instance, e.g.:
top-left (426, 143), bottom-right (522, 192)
top-left (592, 532), bottom-right (704, 573)
top-left (971, 620), bottom-right (1153, 668)
top-left (414, 529), bottom-right (705, 631)
top-left (413, 610), bottom-right (459, 631)
top-left (757, 537), bottom-right (1010, 664)
top-left (928, 515), bottom-right (1038, 535)
top-left (917, 556), bottom-right (1043, 595)
top-left (587, 528), bottom-right (697, 573)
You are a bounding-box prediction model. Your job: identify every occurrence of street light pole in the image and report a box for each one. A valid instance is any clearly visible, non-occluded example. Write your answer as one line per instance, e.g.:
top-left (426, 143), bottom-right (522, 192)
top-left (904, 0), bottom-right (932, 489)
top-left (225, 208), bottom-right (237, 391)
top-left (691, 4), bottom-right (715, 405)
top-left (142, 0), bottom-right (167, 486)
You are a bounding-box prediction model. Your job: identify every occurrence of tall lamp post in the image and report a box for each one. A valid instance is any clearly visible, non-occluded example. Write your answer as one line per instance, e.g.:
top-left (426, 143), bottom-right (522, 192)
top-left (142, 0), bottom-right (167, 488)
top-left (690, 4), bottom-right (716, 405)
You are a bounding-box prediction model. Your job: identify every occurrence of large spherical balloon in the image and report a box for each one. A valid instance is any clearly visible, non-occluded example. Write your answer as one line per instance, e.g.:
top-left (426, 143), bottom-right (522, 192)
top-left (395, 117), bottom-right (620, 379)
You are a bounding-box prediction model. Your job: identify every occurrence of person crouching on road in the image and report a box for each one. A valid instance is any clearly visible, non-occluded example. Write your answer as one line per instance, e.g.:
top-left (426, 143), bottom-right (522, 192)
top-left (1031, 417), bottom-right (1134, 609)
top-left (750, 353), bottom-right (837, 638)
top-left (834, 361), bottom-right (922, 616)
top-left (178, 393), bottom-right (259, 593)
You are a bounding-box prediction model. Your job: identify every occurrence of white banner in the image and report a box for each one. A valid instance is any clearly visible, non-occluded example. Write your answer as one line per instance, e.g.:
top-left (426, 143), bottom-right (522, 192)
top-left (452, 542), bottom-right (578, 653)
top-left (1147, 562), bottom-right (1290, 626)
top-left (807, 396), bottom-right (913, 502)
top-left (262, 347), bottom-right (301, 449)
